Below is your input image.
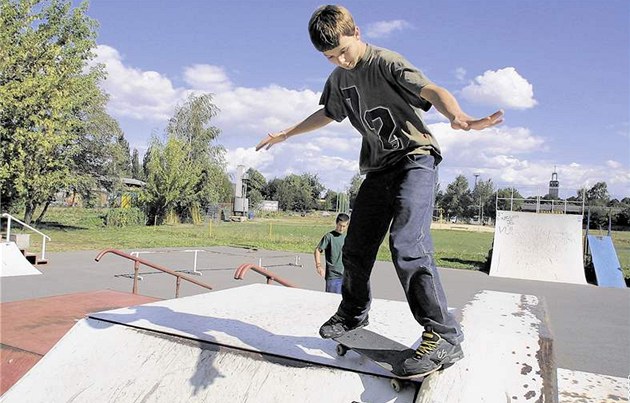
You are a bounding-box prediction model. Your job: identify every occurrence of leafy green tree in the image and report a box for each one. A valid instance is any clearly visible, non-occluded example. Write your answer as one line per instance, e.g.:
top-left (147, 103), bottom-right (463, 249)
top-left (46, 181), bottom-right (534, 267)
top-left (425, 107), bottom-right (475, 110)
top-left (347, 173), bottom-right (363, 209)
top-left (0, 0), bottom-right (105, 223)
top-left (140, 136), bottom-right (198, 224)
top-left (264, 173), bottom-right (324, 211)
top-left (244, 168), bottom-right (266, 209)
top-left (323, 190), bottom-right (338, 211)
top-left (65, 103), bottom-right (128, 211)
top-left (142, 93), bottom-right (229, 223)
top-left (131, 148), bottom-right (143, 180)
top-left (583, 182), bottom-right (611, 229)
top-left (441, 175), bottom-right (473, 219)
top-left (301, 173), bottom-right (326, 209)
top-left (471, 178), bottom-right (495, 221)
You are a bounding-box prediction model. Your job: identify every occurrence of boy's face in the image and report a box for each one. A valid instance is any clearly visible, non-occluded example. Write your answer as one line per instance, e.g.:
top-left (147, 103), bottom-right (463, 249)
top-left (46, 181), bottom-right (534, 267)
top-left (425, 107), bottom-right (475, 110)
top-left (335, 221), bottom-right (349, 233)
top-left (322, 27), bottom-right (366, 70)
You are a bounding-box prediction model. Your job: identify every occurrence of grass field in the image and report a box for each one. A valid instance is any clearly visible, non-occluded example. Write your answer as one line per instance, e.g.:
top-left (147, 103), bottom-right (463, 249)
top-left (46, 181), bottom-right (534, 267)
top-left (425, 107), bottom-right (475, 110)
top-left (9, 207), bottom-right (630, 280)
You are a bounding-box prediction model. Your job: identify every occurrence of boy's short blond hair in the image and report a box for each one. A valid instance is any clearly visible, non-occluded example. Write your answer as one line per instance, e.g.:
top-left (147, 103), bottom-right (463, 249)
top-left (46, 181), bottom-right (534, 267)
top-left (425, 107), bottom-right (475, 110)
top-left (308, 5), bottom-right (356, 52)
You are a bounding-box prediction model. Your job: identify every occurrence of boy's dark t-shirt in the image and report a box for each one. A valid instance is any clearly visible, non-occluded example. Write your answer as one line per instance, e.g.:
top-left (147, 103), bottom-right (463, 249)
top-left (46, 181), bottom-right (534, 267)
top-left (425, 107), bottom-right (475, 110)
top-left (317, 230), bottom-right (346, 280)
top-left (319, 44), bottom-right (441, 174)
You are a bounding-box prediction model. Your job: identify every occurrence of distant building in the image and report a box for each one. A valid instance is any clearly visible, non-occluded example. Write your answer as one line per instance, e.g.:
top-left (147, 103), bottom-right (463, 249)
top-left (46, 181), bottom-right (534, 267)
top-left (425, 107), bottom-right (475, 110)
top-left (260, 201), bottom-right (279, 212)
top-left (548, 168), bottom-right (559, 199)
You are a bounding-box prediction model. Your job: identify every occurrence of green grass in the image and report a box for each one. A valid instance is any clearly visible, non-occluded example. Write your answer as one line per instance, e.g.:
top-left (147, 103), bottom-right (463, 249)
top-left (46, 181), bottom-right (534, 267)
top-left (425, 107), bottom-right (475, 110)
top-left (10, 207), bottom-right (630, 280)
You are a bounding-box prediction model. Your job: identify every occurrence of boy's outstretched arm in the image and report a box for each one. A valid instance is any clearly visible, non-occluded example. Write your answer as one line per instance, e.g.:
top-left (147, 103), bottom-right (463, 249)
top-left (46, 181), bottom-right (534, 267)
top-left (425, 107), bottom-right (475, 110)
top-left (420, 84), bottom-right (504, 131)
top-left (255, 108), bottom-right (334, 151)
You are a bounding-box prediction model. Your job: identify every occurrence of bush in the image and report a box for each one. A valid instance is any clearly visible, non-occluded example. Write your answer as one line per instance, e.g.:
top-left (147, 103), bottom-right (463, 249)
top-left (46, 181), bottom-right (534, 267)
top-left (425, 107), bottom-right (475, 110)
top-left (104, 208), bottom-right (146, 227)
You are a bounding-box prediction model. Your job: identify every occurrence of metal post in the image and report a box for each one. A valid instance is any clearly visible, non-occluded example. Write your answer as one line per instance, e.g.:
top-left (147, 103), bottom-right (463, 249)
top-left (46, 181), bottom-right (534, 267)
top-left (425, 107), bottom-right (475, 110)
top-left (6, 216), bottom-right (11, 241)
top-left (41, 237), bottom-right (47, 260)
top-left (133, 261), bottom-right (140, 294)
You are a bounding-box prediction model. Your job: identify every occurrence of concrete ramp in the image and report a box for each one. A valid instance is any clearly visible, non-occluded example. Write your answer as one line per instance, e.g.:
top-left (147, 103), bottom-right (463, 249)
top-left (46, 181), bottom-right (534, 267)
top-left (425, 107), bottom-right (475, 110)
top-left (1, 318), bottom-right (406, 402)
top-left (0, 242), bottom-right (41, 278)
top-left (2, 285), bottom-right (557, 402)
top-left (490, 211), bottom-right (587, 284)
top-left (587, 235), bottom-right (626, 288)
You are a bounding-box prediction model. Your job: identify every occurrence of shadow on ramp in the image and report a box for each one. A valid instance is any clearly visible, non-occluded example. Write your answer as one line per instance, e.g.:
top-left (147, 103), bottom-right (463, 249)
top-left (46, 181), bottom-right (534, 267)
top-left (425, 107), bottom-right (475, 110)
top-left (2, 286), bottom-right (417, 402)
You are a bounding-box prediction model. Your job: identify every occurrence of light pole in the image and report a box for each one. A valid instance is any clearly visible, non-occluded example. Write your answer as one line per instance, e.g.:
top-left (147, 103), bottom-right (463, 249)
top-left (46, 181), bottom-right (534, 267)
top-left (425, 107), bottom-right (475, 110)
top-left (474, 173), bottom-right (481, 224)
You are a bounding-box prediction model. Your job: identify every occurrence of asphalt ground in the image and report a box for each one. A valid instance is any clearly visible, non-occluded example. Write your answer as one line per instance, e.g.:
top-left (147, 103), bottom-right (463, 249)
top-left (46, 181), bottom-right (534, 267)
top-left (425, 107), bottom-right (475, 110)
top-left (1, 246), bottom-right (628, 378)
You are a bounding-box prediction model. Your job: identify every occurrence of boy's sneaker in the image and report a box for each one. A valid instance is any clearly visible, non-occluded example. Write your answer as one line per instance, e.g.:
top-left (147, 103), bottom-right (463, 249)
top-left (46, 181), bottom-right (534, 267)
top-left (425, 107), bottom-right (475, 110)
top-left (398, 330), bottom-right (464, 378)
top-left (319, 314), bottom-right (369, 338)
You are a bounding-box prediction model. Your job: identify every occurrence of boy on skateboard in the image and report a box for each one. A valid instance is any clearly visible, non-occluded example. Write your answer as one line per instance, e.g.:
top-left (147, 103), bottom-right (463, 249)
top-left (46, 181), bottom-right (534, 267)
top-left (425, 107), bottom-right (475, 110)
top-left (255, 5), bottom-right (503, 377)
top-left (314, 213), bottom-right (350, 294)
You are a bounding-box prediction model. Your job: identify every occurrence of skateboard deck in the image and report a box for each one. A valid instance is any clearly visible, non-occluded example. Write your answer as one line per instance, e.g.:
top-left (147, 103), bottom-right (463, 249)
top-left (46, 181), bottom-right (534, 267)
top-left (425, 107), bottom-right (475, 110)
top-left (333, 328), bottom-right (421, 390)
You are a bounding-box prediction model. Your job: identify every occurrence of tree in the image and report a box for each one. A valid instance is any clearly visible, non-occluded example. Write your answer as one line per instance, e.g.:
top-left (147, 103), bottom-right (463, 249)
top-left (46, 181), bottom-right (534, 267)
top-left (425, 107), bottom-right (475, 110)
top-left (140, 136), bottom-right (198, 224)
top-left (471, 178), bottom-right (495, 222)
top-left (142, 93), bottom-right (230, 224)
top-left (492, 187), bottom-right (524, 215)
top-left (65, 102), bottom-right (129, 211)
top-left (347, 173), bottom-right (363, 209)
top-left (0, 0), bottom-right (106, 223)
top-left (131, 148), bottom-right (143, 180)
top-left (264, 173), bottom-right (324, 211)
top-left (244, 168), bottom-right (266, 209)
top-left (441, 175), bottom-right (473, 219)
top-left (584, 182), bottom-right (612, 229)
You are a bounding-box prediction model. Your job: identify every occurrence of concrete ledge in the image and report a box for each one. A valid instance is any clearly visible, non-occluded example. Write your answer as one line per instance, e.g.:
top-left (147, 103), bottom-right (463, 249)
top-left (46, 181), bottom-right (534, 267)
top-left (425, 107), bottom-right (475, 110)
top-left (418, 290), bottom-right (557, 402)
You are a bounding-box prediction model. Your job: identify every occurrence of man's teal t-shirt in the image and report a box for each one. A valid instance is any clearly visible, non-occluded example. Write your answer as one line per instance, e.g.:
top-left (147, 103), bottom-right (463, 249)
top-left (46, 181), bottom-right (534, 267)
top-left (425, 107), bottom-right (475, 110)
top-left (317, 230), bottom-right (346, 280)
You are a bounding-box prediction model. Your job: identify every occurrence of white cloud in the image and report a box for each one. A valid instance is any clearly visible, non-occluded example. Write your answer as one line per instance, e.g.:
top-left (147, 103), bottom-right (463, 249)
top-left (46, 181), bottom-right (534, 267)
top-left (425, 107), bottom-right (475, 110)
top-left (364, 20), bottom-right (411, 39)
top-left (454, 67), bottom-right (466, 81)
top-left (430, 120), bottom-right (630, 197)
top-left (94, 44), bottom-right (628, 198)
top-left (183, 64), bottom-right (233, 93)
top-left (460, 67), bottom-right (537, 110)
top-left (92, 45), bottom-right (185, 121)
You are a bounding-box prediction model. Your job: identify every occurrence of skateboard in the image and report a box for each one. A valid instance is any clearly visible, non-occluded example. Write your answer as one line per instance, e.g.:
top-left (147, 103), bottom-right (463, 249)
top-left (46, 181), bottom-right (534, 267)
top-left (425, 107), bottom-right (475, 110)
top-left (333, 327), bottom-right (423, 392)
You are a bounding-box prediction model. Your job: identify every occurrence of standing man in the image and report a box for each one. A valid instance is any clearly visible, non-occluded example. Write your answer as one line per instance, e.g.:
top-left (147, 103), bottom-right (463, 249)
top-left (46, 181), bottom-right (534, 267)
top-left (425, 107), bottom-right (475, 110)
top-left (314, 213), bottom-right (350, 294)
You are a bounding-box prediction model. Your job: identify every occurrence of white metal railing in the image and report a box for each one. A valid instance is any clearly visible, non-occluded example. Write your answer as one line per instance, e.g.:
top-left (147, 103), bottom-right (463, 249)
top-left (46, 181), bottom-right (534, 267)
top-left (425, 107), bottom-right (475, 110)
top-left (2, 213), bottom-right (51, 260)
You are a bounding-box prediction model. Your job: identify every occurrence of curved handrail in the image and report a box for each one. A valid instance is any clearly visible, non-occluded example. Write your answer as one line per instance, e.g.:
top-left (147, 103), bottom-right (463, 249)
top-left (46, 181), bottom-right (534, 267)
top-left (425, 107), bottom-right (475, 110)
top-left (2, 213), bottom-right (51, 260)
top-left (95, 248), bottom-right (213, 298)
top-left (234, 263), bottom-right (296, 288)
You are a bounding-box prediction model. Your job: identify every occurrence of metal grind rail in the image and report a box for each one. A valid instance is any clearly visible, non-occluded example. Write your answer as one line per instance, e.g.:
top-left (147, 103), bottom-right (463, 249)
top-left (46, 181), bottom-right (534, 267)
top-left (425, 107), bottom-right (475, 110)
top-left (234, 263), bottom-right (296, 288)
top-left (95, 248), bottom-right (213, 298)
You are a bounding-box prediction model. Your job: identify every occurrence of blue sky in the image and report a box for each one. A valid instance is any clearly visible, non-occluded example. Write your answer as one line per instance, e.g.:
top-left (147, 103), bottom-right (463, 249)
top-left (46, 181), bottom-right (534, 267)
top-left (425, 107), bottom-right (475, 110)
top-left (82, 0), bottom-right (629, 198)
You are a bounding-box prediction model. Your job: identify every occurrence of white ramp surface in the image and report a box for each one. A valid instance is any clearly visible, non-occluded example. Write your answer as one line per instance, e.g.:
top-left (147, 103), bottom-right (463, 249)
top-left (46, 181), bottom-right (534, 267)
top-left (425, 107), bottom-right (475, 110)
top-left (490, 211), bottom-right (587, 284)
top-left (0, 242), bottom-right (41, 278)
top-left (2, 285), bottom-right (419, 402)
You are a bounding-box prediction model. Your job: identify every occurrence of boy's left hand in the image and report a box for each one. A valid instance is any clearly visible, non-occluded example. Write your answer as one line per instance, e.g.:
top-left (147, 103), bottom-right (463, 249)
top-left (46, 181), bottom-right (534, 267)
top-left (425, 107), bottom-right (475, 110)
top-left (256, 132), bottom-right (287, 151)
top-left (451, 110), bottom-right (504, 131)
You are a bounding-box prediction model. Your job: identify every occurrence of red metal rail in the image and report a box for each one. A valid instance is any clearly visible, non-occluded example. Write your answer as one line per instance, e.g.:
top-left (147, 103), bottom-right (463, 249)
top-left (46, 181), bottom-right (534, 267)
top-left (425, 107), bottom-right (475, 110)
top-left (233, 263), bottom-right (296, 287)
top-left (95, 248), bottom-right (213, 298)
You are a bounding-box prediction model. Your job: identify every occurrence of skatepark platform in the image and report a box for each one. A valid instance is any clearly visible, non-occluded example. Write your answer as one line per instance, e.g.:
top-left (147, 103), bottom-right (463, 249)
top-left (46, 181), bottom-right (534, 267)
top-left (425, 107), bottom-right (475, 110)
top-left (0, 290), bottom-right (160, 394)
top-left (0, 242), bottom-right (42, 278)
top-left (2, 284), bottom-right (562, 402)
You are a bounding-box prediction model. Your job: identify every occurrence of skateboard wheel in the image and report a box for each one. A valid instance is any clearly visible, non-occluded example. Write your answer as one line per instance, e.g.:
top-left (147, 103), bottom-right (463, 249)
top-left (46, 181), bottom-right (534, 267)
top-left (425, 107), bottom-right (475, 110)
top-left (336, 344), bottom-right (348, 356)
top-left (390, 378), bottom-right (402, 392)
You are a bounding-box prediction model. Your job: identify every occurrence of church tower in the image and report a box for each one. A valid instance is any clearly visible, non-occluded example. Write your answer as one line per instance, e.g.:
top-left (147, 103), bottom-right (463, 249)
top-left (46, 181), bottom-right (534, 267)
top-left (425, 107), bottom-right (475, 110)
top-left (548, 167), bottom-right (559, 199)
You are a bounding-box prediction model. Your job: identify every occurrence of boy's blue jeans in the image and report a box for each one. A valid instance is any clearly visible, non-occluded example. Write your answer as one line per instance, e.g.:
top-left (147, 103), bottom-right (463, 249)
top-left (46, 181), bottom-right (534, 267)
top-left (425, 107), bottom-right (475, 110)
top-left (337, 154), bottom-right (463, 345)
top-left (325, 278), bottom-right (343, 294)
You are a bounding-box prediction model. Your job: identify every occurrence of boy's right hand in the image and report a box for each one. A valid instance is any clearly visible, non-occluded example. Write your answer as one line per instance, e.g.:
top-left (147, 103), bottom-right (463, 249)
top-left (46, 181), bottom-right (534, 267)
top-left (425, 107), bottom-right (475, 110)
top-left (256, 132), bottom-right (287, 151)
